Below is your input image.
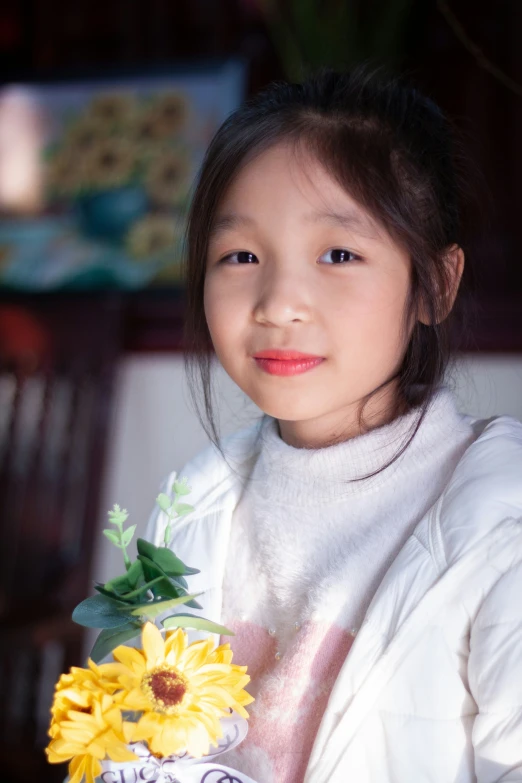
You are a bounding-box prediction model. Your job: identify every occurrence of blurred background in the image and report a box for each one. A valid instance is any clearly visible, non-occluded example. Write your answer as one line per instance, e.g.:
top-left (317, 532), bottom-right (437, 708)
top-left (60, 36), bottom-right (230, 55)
top-left (0, 1), bottom-right (521, 782)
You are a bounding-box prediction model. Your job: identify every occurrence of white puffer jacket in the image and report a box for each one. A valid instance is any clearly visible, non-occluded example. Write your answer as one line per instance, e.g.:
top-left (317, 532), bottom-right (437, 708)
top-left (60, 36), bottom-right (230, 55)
top-left (146, 412), bottom-right (522, 783)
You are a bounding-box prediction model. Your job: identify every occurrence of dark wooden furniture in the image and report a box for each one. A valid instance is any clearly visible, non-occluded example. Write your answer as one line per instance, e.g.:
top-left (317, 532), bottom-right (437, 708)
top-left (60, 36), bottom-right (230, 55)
top-left (0, 293), bottom-right (123, 783)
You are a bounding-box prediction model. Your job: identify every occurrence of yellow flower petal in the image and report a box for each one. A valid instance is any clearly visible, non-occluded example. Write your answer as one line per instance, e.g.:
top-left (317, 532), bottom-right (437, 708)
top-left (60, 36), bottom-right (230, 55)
top-left (164, 628), bottom-right (186, 664)
top-left (68, 756), bottom-right (87, 783)
top-left (142, 622), bottom-right (165, 668)
top-left (111, 646), bottom-right (146, 674)
top-left (86, 756), bottom-right (102, 783)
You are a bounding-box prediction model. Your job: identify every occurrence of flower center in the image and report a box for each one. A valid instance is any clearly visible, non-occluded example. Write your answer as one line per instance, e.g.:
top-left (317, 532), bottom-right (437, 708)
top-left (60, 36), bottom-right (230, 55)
top-left (141, 665), bottom-right (188, 715)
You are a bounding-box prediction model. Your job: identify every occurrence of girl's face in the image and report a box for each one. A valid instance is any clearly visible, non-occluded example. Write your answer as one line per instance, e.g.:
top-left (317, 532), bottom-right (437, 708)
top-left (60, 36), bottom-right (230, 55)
top-left (204, 141), bottom-right (415, 448)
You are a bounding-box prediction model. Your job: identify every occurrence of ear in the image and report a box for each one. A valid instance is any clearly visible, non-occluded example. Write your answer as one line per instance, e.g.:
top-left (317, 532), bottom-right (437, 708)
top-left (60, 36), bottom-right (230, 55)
top-left (418, 244), bottom-right (465, 326)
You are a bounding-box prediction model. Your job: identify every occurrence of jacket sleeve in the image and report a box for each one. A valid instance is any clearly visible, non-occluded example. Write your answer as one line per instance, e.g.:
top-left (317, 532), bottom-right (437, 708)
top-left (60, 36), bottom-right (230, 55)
top-left (468, 556), bottom-right (522, 783)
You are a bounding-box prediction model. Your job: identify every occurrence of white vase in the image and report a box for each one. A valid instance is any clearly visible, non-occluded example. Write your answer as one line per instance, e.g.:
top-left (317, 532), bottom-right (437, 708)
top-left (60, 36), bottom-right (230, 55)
top-left (97, 712), bottom-right (258, 783)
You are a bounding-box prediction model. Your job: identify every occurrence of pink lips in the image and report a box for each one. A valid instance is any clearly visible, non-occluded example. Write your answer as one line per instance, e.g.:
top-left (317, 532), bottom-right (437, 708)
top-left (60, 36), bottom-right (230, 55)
top-left (253, 349), bottom-right (325, 376)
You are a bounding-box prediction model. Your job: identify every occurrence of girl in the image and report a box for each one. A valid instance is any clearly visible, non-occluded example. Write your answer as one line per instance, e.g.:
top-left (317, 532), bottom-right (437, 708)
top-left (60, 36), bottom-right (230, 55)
top-left (145, 66), bottom-right (522, 782)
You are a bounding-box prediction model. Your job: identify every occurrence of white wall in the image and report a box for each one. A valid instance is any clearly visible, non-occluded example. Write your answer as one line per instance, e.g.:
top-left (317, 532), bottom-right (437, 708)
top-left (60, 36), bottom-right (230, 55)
top-left (86, 353), bottom-right (522, 654)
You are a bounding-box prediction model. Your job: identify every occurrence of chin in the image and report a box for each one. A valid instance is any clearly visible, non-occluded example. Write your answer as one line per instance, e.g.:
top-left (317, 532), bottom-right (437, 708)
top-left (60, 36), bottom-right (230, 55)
top-left (251, 395), bottom-right (319, 422)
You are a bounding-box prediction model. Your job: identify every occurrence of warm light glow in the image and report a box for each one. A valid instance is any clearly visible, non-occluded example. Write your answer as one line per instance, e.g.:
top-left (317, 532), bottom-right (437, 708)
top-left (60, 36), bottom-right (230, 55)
top-left (0, 88), bottom-right (44, 213)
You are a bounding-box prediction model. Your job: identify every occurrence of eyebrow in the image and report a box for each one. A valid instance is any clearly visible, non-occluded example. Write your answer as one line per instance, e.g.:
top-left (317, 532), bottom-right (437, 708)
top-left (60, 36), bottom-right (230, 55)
top-left (208, 207), bottom-right (380, 242)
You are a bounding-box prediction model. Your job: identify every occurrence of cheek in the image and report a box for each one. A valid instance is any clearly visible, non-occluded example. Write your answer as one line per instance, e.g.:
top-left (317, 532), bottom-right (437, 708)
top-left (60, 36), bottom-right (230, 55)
top-left (328, 275), bottom-right (409, 360)
top-left (203, 275), bottom-right (245, 352)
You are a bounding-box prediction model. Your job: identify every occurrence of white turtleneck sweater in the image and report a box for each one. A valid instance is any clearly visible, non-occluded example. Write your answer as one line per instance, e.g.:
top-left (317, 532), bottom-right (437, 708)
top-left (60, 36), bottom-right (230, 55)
top-left (218, 386), bottom-right (478, 782)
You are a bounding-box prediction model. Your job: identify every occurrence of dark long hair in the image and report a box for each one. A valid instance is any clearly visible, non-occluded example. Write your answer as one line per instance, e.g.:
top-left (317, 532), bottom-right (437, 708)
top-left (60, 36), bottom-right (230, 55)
top-left (182, 64), bottom-right (482, 480)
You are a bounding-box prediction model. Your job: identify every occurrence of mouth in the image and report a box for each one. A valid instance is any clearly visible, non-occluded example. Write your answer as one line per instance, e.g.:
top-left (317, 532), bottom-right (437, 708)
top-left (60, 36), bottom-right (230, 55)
top-left (252, 351), bottom-right (325, 377)
top-left (252, 349), bottom-right (324, 360)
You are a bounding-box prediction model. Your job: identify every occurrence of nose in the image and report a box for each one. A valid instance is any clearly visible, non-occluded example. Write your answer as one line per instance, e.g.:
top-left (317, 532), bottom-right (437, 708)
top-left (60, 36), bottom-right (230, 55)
top-left (252, 263), bottom-right (312, 327)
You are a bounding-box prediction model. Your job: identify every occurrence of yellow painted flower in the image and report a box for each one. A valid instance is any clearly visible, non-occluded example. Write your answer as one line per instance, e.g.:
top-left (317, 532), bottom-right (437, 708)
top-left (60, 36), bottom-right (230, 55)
top-left (46, 692), bottom-right (137, 783)
top-left (84, 138), bottom-right (136, 189)
top-left (133, 93), bottom-right (188, 144)
top-left (126, 214), bottom-right (181, 259)
top-left (65, 117), bottom-right (108, 154)
top-left (88, 93), bottom-right (137, 126)
top-left (150, 92), bottom-right (189, 135)
top-left (145, 151), bottom-right (190, 207)
top-left (111, 622), bottom-right (254, 758)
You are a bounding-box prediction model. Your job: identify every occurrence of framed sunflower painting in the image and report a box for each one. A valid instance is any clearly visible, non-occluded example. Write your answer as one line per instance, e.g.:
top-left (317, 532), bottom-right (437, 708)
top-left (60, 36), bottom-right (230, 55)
top-left (0, 59), bottom-right (246, 291)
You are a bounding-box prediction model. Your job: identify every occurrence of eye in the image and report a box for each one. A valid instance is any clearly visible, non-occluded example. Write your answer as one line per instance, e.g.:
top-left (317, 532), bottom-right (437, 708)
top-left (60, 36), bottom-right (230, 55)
top-left (219, 251), bottom-right (258, 264)
top-left (319, 248), bottom-right (362, 265)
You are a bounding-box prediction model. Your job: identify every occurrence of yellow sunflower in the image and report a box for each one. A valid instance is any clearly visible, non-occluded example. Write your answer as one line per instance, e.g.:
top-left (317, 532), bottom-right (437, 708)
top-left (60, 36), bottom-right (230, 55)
top-left (111, 622), bottom-right (254, 759)
top-left (46, 692), bottom-right (137, 783)
top-left (49, 659), bottom-right (123, 731)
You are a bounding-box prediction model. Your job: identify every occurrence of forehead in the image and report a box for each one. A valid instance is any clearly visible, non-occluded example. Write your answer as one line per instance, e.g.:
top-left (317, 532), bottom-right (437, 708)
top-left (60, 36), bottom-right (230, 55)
top-left (211, 141), bottom-right (384, 242)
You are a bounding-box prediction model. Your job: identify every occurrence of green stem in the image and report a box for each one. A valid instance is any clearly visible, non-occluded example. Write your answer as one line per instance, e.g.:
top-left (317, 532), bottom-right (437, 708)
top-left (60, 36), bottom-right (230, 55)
top-left (163, 518), bottom-right (172, 547)
top-left (123, 576), bottom-right (164, 601)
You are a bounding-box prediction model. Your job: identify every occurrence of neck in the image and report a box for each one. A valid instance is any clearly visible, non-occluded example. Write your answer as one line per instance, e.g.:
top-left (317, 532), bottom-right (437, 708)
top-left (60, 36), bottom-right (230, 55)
top-left (277, 380), bottom-right (403, 449)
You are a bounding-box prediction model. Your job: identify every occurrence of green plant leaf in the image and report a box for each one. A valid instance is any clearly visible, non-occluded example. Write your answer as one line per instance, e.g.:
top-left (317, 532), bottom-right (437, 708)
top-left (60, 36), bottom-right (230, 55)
top-left (173, 478), bottom-right (191, 496)
top-left (103, 529), bottom-right (120, 546)
top-left (121, 525), bottom-right (136, 547)
top-left (127, 593), bottom-right (202, 619)
top-left (162, 614), bottom-right (235, 636)
top-left (137, 553), bottom-right (166, 582)
top-left (105, 560), bottom-right (143, 594)
top-left (73, 594), bottom-right (131, 628)
top-left (97, 575), bottom-right (165, 603)
top-left (122, 575), bottom-right (165, 601)
top-left (108, 503), bottom-right (129, 526)
top-left (156, 493), bottom-right (172, 512)
top-left (126, 558), bottom-right (145, 587)
top-left (136, 555), bottom-right (201, 605)
top-left (169, 574), bottom-right (188, 590)
top-left (137, 538), bottom-right (199, 576)
top-left (94, 584), bottom-right (132, 603)
top-left (173, 502), bottom-right (194, 517)
top-left (90, 623), bottom-right (142, 664)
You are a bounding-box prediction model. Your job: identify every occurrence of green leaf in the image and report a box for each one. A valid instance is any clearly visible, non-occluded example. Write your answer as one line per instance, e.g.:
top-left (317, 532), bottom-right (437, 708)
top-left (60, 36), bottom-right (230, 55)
top-left (97, 575), bottom-right (166, 603)
top-left (126, 558), bottom-right (145, 587)
top-left (173, 502), bottom-right (194, 517)
top-left (128, 593), bottom-right (202, 619)
top-left (103, 529), bottom-right (120, 546)
top-left (156, 493), bottom-right (172, 513)
top-left (137, 538), bottom-right (199, 577)
top-left (137, 557), bottom-right (183, 600)
top-left (162, 614), bottom-right (235, 636)
top-left (183, 596), bottom-right (203, 610)
top-left (94, 584), bottom-right (132, 603)
top-left (90, 623), bottom-right (142, 664)
top-left (121, 525), bottom-right (136, 547)
top-left (137, 554), bottom-right (166, 582)
top-left (169, 574), bottom-right (188, 590)
top-left (105, 560), bottom-right (143, 594)
top-left (136, 555), bottom-right (201, 605)
top-left (73, 594), bottom-right (131, 629)
top-left (108, 503), bottom-right (129, 526)
top-left (173, 477), bottom-right (191, 496)
top-left (120, 575), bottom-right (165, 601)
